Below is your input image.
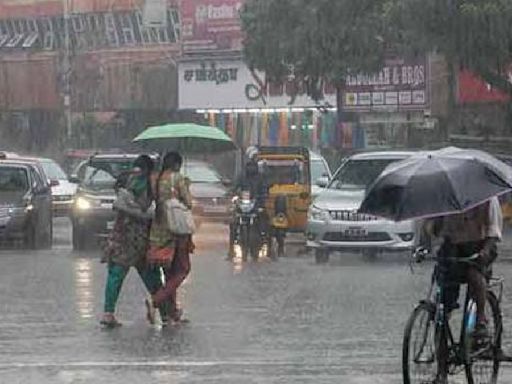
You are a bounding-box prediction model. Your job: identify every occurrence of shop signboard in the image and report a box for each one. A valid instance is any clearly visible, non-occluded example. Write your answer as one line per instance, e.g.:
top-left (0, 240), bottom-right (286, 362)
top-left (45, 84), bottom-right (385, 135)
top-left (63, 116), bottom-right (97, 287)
top-left (180, 0), bottom-right (244, 53)
top-left (178, 59), bottom-right (337, 109)
top-left (342, 57), bottom-right (429, 112)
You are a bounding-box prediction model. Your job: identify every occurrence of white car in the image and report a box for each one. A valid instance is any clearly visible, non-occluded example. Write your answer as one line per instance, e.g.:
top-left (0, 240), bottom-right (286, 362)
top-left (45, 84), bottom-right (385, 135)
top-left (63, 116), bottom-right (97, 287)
top-left (39, 159), bottom-right (77, 216)
top-left (307, 151), bottom-right (418, 263)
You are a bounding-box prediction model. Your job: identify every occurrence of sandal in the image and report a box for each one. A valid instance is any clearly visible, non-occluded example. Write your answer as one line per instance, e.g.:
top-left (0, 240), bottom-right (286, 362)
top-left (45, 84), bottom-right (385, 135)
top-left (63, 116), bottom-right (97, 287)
top-left (170, 308), bottom-right (190, 324)
top-left (100, 314), bottom-right (122, 329)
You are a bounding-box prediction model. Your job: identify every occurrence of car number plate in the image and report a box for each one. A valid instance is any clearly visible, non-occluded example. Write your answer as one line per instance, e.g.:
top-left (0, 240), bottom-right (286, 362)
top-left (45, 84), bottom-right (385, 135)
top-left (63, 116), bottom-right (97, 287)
top-left (107, 221), bottom-right (115, 230)
top-left (345, 227), bottom-right (367, 238)
top-left (204, 205), bottom-right (227, 213)
top-left (101, 203), bottom-right (113, 209)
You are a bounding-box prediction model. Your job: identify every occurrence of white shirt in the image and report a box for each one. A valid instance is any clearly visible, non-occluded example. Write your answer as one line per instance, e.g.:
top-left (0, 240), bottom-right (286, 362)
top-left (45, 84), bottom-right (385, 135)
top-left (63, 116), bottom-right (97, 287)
top-left (440, 196), bottom-right (503, 244)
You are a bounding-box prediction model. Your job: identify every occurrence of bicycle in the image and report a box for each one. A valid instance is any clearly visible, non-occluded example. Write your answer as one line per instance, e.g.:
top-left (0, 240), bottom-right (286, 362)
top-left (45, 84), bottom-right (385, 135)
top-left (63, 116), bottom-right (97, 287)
top-left (403, 249), bottom-right (504, 384)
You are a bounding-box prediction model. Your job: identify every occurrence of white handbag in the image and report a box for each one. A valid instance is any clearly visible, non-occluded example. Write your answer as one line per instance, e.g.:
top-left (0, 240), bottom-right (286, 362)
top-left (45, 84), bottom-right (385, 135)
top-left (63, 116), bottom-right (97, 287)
top-left (164, 174), bottom-right (195, 235)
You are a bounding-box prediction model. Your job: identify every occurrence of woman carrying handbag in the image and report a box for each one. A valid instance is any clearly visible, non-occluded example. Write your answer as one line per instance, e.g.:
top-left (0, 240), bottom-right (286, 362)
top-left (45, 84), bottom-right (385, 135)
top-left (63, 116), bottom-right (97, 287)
top-left (100, 155), bottom-right (164, 328)
top-left (146, 152), bottom-right (194, 325)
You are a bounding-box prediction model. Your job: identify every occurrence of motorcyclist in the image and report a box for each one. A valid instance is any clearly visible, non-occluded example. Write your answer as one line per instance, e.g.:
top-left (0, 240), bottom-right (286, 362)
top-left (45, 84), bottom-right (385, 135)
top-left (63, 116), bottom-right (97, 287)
top-left (227, 148), bottom-right (269, 259)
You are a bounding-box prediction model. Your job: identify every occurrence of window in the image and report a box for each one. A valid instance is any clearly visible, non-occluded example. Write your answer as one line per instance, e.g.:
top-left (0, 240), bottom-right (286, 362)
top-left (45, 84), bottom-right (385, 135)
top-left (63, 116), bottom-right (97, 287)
top-left (0, 167), bottom-right (28, 193)
top-left (310, 160), bottom-right (329, 183)
top-left (40, 17), bottom-right (54, 50)
top-left (41, 161), bottom-right (67, 181)
top-left (31, 167), bottom-right (46, 190)
top-left (168, 8), bottom-right (180, 42)
top-left (104, 13), bottom-right (119, 47)
top-left (328, 158), bottom-right (401, 191)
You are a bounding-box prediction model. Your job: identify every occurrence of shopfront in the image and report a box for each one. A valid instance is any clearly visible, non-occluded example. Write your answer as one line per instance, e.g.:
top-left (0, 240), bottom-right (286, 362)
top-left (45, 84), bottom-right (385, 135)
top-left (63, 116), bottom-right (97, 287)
top-left (178, 57), bottom-right (341, 150)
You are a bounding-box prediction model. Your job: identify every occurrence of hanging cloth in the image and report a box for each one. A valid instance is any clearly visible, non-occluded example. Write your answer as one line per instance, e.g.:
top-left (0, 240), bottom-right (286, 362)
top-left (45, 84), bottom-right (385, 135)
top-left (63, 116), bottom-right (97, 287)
top-left (269, 113), bottom-right (279, 146)
top-left (279, 112), bottom-right (289, 146)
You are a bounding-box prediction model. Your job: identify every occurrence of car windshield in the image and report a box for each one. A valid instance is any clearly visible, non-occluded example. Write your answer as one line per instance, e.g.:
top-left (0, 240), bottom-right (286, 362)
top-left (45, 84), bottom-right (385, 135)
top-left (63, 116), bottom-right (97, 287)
top-left (82, 166), bottom-right (117, 190)
top-left (328, 158), bottom-right (401, 190)
top-left (311, 160), bottom-right (329, 182)
top-left (89, 160), bottom-right (134, 177)
top-left (41, 160), bottom-right (67, 181)
top-left (0, 167), bottom-right (29, 194)
top-left (185, 164), bottom-right (221, 183)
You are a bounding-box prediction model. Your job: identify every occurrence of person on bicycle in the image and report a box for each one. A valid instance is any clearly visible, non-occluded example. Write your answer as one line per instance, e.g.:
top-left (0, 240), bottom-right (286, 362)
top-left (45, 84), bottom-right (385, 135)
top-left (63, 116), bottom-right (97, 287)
top-left (427, 196), bottom-right (503, 345)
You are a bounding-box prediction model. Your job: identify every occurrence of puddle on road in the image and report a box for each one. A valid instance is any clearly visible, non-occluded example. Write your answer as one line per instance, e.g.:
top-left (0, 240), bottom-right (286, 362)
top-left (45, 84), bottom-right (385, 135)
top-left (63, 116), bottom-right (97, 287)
top-left (74, 258), bottom-right (94, 319)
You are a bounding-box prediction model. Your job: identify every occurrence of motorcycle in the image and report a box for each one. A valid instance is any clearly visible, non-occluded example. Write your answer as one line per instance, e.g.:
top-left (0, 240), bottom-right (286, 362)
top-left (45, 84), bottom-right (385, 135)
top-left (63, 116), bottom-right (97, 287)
top-left (230, 190), bottom-right (266, 261)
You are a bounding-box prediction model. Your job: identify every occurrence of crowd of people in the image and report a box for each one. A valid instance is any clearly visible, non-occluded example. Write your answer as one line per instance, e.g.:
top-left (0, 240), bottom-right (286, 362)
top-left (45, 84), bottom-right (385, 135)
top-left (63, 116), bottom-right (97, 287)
top-left (100, 152), bottom-right (193, 328)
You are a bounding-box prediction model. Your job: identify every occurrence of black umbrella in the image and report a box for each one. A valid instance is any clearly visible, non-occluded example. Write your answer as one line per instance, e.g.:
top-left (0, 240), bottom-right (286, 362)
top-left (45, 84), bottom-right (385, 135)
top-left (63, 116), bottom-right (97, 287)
top-left (359, 153), bottom-right (512, 222)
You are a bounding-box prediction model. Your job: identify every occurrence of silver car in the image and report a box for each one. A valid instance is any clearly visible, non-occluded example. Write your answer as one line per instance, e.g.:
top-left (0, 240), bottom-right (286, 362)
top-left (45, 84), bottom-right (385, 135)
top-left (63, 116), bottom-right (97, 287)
top-left (310, 151), bottom-right (332, 199)
top-left (39, 158), bottom-right (77, 216)
top-left (307, 151), bottom-right (417, 263)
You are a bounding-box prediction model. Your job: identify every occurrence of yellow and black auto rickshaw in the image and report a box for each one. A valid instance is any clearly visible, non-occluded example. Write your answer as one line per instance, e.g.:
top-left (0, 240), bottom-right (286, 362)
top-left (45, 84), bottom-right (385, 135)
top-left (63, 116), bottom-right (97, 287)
top-left (256, 146), bottom-right (312, 258)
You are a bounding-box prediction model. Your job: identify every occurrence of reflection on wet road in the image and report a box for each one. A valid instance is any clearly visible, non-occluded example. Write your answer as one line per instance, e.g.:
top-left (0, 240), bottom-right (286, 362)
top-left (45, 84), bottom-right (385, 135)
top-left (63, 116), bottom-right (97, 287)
top-left (1, 218), bottom-right (512, 383)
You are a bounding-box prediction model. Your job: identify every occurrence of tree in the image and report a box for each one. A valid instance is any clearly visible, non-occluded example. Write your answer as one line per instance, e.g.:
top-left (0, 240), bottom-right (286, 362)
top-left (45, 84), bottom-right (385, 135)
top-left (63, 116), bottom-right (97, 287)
top-left (386, 0), bottom-right (512, 97)
top-left (240, 0), bottom-right (389, 107)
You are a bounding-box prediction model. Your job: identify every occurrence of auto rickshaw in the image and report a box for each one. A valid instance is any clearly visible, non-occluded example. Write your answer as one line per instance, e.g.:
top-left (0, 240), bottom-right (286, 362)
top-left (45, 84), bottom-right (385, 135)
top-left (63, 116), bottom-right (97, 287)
top-left (255, 146), bottom-right (312, 258)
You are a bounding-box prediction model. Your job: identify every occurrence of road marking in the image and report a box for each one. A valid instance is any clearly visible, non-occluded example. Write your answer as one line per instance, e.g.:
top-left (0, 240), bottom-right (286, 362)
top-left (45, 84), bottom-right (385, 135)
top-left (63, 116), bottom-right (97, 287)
top-left (0, 360), bottom-right (392, 369)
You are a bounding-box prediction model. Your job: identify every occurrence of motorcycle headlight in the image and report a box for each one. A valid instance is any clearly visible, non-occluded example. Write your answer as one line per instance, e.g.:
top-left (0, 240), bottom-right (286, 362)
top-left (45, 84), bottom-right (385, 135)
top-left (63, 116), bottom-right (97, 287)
top-left (309, 205), bottom-right (329, 221)
top-left (239, 201), bottom-right (255, 213)
top-left (76, 196), bottom-right (92, 210)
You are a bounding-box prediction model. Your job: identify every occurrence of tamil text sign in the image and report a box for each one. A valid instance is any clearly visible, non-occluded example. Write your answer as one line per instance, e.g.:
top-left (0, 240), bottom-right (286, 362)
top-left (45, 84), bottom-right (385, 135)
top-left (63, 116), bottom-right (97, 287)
top-left (178, 59), bottom-right (336, 109)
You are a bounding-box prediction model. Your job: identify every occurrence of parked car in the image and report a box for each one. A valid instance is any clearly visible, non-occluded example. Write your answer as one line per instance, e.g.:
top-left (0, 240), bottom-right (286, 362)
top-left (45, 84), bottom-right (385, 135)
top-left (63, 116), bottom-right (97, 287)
top-left (0, 157), bottom-right (53, 249)
top-left (38, 159), bottom-right (77, 216)
top-left (184, 160), bottom-right (231, 225)
top-left (71, 154), bottom-right (139, 250)
top-left (310, 151), bottom-right (332, 199)
top-left (3, 154), bottom-right (78, 217)
top-left (306, 151), bottom-right (417, 263)
top-left (63, 149), bottom-right (98, 175)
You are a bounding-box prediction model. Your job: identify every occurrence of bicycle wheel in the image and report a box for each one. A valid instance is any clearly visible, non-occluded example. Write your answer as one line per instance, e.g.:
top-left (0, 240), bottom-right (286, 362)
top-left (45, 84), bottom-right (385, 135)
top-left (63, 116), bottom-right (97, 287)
top-left (403, 302), bottom-right (438, 384)
top-left (465, 291), bottom-right (502, 384)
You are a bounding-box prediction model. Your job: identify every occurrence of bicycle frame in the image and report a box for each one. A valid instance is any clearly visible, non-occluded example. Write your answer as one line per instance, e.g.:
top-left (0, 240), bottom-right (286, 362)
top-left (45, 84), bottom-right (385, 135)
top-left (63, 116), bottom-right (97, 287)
top-left (425, 257), bottom-right (504, 374)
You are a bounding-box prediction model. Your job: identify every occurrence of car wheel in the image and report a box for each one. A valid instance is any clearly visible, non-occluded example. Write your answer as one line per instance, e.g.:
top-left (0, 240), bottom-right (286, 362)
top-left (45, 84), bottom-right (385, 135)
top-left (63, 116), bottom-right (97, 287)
top-left (362, 249), bottom-right (378, 261)
top-left (72, 224), bottom-right (86, 250)
top-left (315, 249), bottom-right (329, 264)
top-left (42, 219), bottom-right (53, 250)
top-left (24, 222), bottom-right (37, 250)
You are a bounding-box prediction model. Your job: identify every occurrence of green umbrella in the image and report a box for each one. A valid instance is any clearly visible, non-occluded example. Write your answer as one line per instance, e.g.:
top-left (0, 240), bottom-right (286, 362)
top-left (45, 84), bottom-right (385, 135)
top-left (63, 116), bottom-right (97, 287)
top-left (133, 123), bottom-right (236, 154)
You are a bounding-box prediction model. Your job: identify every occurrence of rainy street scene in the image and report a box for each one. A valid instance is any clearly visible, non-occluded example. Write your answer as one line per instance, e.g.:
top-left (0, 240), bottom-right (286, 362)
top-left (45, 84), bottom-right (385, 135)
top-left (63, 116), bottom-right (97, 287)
top-left (4, 1), bottom-right (512, 384)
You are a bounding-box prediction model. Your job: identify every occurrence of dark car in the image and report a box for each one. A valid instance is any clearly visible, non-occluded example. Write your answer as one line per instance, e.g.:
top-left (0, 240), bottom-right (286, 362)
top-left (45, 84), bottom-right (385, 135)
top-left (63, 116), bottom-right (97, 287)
top-left (0, 158), bottom-right (53, 249)
top-left (184, 160), bottom-right (231, 225)
top-left (70, 154), bottom-right (141, 250)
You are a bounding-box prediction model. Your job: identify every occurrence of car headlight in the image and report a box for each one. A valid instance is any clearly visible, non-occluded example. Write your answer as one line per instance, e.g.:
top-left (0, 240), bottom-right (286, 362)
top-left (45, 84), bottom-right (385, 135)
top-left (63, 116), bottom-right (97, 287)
top-left (308, 205), bottom-right (329, 221)
top-left (76, 196), bottom-right (92, 210)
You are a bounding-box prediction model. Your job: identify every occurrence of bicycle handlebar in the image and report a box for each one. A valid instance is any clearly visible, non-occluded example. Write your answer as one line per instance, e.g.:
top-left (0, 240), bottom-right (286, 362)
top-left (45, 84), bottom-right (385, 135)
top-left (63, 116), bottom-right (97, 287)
top-left (412, 248), bottom-right (480, 266)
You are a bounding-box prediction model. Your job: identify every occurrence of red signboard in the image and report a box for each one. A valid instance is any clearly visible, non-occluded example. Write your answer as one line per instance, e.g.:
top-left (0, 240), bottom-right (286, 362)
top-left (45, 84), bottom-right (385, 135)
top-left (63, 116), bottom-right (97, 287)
top-left (180, 0), bottom-right (243, 53)
top-left (458, 70), bottom-right (509, 104)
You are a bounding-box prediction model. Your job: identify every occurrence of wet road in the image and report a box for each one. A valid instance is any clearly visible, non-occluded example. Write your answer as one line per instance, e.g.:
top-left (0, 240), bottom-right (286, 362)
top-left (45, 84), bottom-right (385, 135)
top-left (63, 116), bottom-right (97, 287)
top-left (2, 219), bottom-right (512, 383)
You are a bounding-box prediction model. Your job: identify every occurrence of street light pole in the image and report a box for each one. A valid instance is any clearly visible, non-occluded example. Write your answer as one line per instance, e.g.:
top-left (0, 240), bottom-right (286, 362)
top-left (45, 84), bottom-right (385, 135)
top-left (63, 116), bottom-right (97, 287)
top-left (63, 0), bottom-right (72, 141)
